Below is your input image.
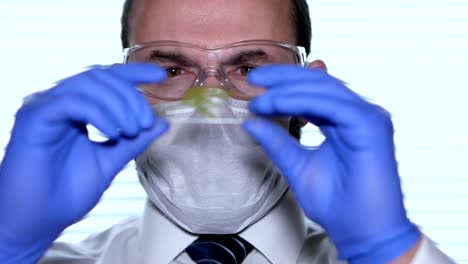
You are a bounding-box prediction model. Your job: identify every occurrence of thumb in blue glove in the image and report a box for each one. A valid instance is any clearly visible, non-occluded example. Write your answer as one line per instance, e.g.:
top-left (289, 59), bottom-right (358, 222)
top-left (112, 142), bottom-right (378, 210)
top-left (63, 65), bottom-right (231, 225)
top-left (243, 65), bottom-right (421, 264)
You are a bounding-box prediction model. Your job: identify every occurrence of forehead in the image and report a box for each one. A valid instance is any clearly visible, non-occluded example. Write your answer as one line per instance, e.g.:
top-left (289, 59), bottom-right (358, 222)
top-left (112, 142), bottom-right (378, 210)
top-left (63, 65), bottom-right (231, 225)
top-left (129, 0), bottom-right (295, 48)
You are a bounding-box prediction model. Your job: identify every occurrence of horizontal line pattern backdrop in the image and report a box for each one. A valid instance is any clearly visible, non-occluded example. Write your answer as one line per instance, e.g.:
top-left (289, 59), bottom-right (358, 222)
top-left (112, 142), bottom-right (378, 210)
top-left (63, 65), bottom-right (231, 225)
top-left (0, 0), bottom-right (466, 263)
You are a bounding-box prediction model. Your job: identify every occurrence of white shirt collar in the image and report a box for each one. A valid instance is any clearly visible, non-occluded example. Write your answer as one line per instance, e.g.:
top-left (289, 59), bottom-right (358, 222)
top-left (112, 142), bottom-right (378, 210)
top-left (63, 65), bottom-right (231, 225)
top-left (138, 190), bottom-right (307, 264)
top-left (240, 191), bottom-right (307, 263)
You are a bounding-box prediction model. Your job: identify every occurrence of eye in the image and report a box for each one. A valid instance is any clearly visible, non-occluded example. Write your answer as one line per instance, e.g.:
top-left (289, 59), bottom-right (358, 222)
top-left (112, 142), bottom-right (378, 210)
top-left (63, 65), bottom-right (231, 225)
top-left (166, 67), bottom-right (185, 78)
top-left (238, 66), bottom-right (256, 76)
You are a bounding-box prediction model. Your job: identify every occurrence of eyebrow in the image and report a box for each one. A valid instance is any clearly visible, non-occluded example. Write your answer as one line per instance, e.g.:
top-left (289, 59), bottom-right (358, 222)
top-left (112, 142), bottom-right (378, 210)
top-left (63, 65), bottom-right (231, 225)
top-left (148, 50), bottom-right (195, 66)
top-left (223, 50), bottom-right (270, 65)
top-left (148, 49), bottom-right (271, 66)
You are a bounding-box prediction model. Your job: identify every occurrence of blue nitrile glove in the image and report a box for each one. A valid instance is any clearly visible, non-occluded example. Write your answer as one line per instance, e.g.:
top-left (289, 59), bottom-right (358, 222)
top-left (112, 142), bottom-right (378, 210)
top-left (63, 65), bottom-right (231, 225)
top-left (0, 64), bottom-right (168, 263)
top-left (243, 65), bottom-right (421, 264)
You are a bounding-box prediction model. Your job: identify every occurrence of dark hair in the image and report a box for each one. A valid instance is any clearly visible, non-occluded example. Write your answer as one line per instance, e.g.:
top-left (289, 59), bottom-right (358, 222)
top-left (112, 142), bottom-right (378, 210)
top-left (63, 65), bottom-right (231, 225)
top-left (120, 0), bottom-right (311, 139)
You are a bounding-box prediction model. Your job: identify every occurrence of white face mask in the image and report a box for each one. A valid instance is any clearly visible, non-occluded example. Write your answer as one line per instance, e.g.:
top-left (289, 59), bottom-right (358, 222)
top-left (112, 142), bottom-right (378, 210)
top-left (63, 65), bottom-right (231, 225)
top-left (135, 95), bottom-right (289, 234)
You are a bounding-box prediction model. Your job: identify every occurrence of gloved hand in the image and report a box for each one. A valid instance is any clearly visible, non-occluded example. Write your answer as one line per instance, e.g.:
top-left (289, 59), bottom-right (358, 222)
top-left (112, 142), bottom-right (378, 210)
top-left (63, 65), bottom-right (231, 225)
top-left (0, 64), bottom-right (168, 263)
top-left (243, 65), bottom-right (421, 264)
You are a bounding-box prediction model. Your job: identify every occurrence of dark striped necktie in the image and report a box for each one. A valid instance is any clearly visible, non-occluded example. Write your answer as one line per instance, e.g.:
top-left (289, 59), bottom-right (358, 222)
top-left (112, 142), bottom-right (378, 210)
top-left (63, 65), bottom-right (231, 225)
top-left (185, 234), bottom-right (254, 264)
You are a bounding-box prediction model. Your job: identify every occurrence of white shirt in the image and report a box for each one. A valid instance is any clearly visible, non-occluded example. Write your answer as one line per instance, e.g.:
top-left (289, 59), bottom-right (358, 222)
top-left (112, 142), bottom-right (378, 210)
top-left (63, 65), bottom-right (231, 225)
top-left (40, 191), bottom-right (455, 264)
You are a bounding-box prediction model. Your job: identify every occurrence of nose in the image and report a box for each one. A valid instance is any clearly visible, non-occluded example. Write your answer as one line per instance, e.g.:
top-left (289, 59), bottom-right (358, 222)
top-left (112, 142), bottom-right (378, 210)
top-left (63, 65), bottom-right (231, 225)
top-left (193, 67), bottom-right (231, 89)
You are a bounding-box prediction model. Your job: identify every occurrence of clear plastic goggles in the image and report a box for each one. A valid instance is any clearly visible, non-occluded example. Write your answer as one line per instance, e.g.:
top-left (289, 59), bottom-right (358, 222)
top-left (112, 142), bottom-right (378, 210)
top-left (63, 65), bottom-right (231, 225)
top-left (123, 40), bottom-right (307, 100)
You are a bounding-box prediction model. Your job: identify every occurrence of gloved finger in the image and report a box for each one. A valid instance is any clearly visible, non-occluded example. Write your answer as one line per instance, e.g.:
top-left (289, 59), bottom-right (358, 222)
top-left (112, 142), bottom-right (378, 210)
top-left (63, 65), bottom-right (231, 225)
top-left (249, 92), bottom-right (387, 134)
top-left (28, 93), bottom-right (123, 142)
top-left (59, 83), bottom-right (136, 138)
top-left (248, 65), bottom-right (364, 102)
top-left (243, 119), bottom-right (307, 189)
top-left (56, 66), bottom-right (160, 137)
top-left (247, 65), bottom-right (326, 87)
top-left (107, 63), bottom-right (167, 84)
top-left (248, 64), bottom-right (348, 88)
top-left (95, 70), bottom-right (156, 129)
top-left (53, 71), bottom-right (137, 138)
top-left (45, 64), bottom-right (166, 137)
top-left (100, 64), bottom-right (166, 129)
top-left (86, 69), bottom-right (151, 136)
top-left (96, 118), bottom-right (169, 179)
top-left (255, 81), bottom-right (362, 104)
top-left (52, 63), bottom-right (167, 89)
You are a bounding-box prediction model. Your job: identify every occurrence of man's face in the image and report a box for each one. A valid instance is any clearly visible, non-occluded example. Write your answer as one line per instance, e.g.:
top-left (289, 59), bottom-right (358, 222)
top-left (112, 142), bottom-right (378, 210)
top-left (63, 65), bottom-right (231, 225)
top-left (129, 0), bottom-right (297, 104)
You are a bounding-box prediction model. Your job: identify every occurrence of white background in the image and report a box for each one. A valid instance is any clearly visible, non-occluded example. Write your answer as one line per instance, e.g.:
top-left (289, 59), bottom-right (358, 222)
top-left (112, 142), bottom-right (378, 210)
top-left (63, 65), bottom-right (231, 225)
top-left (0, 0), bottom-right (467, 263)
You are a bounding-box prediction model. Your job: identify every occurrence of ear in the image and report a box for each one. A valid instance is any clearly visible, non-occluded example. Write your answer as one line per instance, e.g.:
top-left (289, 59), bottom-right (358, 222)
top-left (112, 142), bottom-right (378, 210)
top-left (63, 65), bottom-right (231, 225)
top-left (296, 60), bottom-right (328, 127)
top-left (307, 59), bottom-right (328, 72)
